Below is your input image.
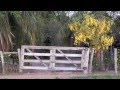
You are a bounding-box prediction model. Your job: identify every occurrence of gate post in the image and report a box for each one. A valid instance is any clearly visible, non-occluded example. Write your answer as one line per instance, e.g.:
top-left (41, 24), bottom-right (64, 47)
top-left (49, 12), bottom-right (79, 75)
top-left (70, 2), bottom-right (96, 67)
top-left (50, 48), bottom-right (55, 71)
top-left (17, 49), bottom-right (22, 73)
top-left (0, 51), bottom-right (5, 74)
top-left (114, 48), bottom-right (118, 74)
top-left (83, 48), bottom-right (90, 74)
top-left (88, 48), bottom-right (94, 73)
top-left (19, 46), bottom-right (25, 73)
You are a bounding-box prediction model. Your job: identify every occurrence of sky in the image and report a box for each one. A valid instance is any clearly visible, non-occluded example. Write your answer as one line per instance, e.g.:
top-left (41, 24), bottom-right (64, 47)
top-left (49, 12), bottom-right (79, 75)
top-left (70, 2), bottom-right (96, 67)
top-left (66, 11), bottom-right (74, 17)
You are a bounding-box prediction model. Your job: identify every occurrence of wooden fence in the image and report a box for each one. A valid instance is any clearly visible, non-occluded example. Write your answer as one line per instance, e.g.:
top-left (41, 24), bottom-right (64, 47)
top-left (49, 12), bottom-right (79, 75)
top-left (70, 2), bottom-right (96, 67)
top-left (0, 51), bottom-right (18, 74)
top-left (0, 46), bottom-right (119, 74)
top-left (18, 45), bottom-right (90, 74)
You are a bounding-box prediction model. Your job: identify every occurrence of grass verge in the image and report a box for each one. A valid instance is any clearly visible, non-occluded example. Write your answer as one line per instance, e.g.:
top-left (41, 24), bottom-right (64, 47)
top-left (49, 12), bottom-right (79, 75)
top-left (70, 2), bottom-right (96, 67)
top-left (70, 74), bottom-right (120, 79)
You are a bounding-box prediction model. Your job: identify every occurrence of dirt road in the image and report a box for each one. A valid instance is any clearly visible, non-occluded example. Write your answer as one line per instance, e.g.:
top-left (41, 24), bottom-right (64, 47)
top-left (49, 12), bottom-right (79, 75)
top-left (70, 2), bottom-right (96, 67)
top-left (0, 71), bottom-right (117, 79)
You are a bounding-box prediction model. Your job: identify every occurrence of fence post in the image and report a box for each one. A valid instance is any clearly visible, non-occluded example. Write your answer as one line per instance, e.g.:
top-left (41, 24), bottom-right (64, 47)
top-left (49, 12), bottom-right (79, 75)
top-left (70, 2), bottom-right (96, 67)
top-left (19, 46), bottom-right (25, 73)
top-left (114, 48), bottom-right (118, 74)
top-left (50, 48), bottom-right (55, 71)
top-left (17, 49), bottom-right (22, 73)
top-left (83, 48), bottom-right (90, 74)
top-left (0, 51), bottom-right (5, 74)
top-left (88, 48), bottom-right (94, 73)
top-left (81, 48), bottom-right (85, 70)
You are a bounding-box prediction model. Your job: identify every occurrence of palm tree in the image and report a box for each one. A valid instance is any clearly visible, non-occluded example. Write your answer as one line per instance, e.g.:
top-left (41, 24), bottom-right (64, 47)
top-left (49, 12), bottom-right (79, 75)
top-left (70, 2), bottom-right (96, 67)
top-left (0, 11), bottom-right (13, 51)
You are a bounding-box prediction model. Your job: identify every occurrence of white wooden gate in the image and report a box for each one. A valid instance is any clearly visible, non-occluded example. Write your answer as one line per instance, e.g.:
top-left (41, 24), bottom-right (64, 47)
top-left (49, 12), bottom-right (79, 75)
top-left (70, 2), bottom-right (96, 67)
top-left (18, 45), bottom-right (90, 74)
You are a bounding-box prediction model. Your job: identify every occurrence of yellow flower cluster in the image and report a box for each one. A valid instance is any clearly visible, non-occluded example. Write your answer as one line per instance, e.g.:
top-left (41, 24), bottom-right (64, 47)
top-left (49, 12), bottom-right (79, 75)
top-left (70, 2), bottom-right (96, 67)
top-left (101, 36), bottom-right (114, 46)
top-left (68, 15), bottom-right (114, 51)
top-left (85, 15), bottom-right (98, 26)
top-left (68, 21), bottom-right (80, 31)
top-left (74, 34), bottom-right (84, 45)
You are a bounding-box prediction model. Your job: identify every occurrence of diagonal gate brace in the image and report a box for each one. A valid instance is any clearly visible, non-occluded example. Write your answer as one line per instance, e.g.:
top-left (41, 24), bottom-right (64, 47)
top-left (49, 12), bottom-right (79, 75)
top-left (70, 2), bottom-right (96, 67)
top-left (26, 48), bottom-right (48, 67)
top-left (56, 49), bottom-right (78, 68)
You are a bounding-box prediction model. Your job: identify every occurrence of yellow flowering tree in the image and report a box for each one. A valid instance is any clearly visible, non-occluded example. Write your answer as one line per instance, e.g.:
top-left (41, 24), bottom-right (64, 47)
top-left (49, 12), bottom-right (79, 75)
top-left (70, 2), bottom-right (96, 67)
top-left (68, 15), bottom-right (114, 51)
top-left (68, 14), bottom-right (114, 71)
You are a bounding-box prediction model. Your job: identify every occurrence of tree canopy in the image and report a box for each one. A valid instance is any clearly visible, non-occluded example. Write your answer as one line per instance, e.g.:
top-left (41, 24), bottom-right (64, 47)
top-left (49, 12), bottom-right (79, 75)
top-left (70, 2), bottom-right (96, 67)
top-left (68, 14), bottom-right (114, 51)
top-left (0, 11), bottom-right (120, 52)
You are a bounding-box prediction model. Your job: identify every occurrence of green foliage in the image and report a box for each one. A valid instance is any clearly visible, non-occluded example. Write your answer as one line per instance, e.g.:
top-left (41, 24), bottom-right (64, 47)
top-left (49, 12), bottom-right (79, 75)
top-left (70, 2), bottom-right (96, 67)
top-left (4, 54), bottom-right (10, 62)
top-left (92, 57), bottom-right (100, 71)
top-left (11, 11), bottom-right (22, 18)
top-left (0, 12), bottom-right (5, 17)
top-left (10, 11), bottom-right (71, 47)
top-left (0, 11), bottom-right (13, 51)
top-left (117, 49), bottom-right (120, 69)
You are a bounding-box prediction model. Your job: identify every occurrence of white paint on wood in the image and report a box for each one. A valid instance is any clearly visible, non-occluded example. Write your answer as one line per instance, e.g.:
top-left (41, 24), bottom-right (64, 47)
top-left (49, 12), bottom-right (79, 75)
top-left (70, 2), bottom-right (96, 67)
top-left (88, 48), bottom-right (94, 73)
top-left (24, 59), bottom-right (81, 64)
top-left (55, 60), bottom-right (81, 64)
top-left (81, 49), bottom-right (85, 69)
top-left (83, 48), bottom-right (90, 74)
top-left (55, 54), bottom-right (82, 57)
top-left (114, 48), bottom-right (118, 74)
top-left (20, 46), bottom-right (25, 73)
top-left (22, 66), bottom-right (83, 71)
top-left (17, 49), bottom-right (22, 73)
top-left (22, 45), bottom-right (85, 50)
top-left (3, 52), bottom-right (18, 54)
top-left (0, 51), bottom-right (5, 74)
top-left (24, 60), bottom-right (50, 63)
top-left (24, 53), bottom-right (82, 57)
top-left (54, 67), bottom-right (83, 70)
top-left (22, 66), bottom-right (48, 70)
top-left (24, 53), bottom-right (51, 56)
top-left (50, 49), bottom-right (55, 70)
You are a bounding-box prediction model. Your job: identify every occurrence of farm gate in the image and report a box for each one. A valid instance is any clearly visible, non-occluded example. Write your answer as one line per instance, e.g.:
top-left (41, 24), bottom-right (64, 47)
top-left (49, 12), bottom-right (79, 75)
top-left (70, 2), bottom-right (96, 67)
top-left (18, 45), bottom-right (90, 74)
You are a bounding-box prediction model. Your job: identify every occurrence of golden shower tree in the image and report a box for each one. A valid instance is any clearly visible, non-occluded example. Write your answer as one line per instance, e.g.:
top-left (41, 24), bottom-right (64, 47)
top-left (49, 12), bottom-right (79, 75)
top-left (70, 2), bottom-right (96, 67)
top-left (68, 14), bottom-right (114, 71)
top-left (68, 15), bottom-right (114, 51)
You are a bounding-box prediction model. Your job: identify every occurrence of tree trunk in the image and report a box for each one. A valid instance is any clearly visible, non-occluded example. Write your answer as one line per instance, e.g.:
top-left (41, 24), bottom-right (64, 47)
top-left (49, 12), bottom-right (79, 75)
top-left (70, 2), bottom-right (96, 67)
top-left (70, 31), bottom-right (74, 47)
top-left (88, 48), bottom-right (94, 73)
top-left (110, 45), bottom-right (114, 61)
top-left (100, 49), bottom-right (105, 71)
